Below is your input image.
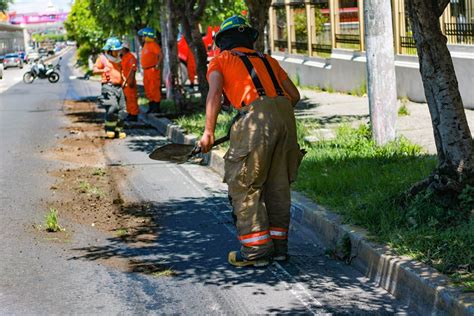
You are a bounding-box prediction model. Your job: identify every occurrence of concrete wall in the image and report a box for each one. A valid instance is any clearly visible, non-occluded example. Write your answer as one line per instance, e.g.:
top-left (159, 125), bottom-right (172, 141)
top-left (273, 46), bottom-right (474, 109)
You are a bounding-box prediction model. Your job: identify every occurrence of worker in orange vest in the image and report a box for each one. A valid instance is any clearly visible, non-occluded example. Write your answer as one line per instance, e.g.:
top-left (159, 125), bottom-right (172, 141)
top-left (199, 16), bottom-right (302, 267)
top-left (93, 37), bottom-right (126, 139)
top-left (185, 40), bottom-right (197, 87)
top-left (121, 41), bottom-right (139, 121)
top-left (138, 27), bottom-right (162, 113)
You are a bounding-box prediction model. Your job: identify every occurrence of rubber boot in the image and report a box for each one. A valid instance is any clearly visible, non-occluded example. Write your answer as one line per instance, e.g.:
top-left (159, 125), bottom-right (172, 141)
top-left (147, 101), bottom-right (161, 114)
top-left (228, 251), bottom-right (270, 268)
top-left (127, 114), bottom-right (138, 122)
top-left (116, 131), bottom-right (126, 139)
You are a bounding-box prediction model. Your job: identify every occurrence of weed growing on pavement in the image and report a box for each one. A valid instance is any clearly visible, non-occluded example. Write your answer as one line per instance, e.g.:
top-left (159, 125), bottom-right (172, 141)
top-left (300, 85), bottom-right (323, 92)
top-left (115, 227), bottom-right (128, 238)
top-left (294, 124), bottom-right (473, 289)
top-left (92, 168), bottom-right (106, 177)
top-left (350, 81), bottom-right (367, 97)
top-left (45, 208), bottom-right (63, 232)
top-left (77, 180), bottom-right (104, 197)
top-left (323, 85), bottom-right (335, 93)
top-left (398, 98), bottom-right (410, 116)
top-left (151, 268), bottom-right (176, 278)
top-left (291, 73), bottom-right (300, 87)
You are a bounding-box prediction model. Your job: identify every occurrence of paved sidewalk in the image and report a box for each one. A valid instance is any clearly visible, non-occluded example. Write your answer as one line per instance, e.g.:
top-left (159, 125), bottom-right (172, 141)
top-left (297, 88), bottom-right (474, 154)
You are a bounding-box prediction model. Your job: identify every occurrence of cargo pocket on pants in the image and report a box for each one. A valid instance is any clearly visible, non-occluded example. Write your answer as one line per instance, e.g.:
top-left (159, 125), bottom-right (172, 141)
top-left (224, 149), bottom-right (250, 188)
top-left (288, 146), bottom-right (305, 183)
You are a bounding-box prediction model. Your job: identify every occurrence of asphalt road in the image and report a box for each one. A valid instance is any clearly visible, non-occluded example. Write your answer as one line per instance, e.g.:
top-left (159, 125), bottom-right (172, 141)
top-left (0, 51), bottom-right (414, 315)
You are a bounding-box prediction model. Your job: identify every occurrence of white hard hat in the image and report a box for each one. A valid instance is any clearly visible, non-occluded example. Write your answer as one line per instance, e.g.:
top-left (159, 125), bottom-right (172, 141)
top-left (122, 41), bottom-right (131, 49)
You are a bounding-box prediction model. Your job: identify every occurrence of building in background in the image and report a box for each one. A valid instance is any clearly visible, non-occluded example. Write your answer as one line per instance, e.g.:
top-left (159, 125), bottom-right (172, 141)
top-left (0, 23), bottom-right (25, 55)
top-left (8, 0), bottom-right (69, 50)
top-left (268, 0), bottom-right (474, 108)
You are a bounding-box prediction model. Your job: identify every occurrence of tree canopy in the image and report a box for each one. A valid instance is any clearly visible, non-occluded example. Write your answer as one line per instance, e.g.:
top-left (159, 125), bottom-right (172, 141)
top-left (202, 0), bottom-right (247, 28)
top-left (0, 0), bottom-right (12, 13)
top-left (88, 0), bottom-right (160, 35)
top-left (64, 0), bottom-right (106, 64)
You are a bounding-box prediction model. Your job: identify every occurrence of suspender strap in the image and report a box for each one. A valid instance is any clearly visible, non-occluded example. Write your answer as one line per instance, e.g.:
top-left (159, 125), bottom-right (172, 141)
top-left (258, 56), bottom-right (285, 96)
top-left (234, 53), bottom-right (266, 97)
top-left (231, 50), bottom-right (285, 97)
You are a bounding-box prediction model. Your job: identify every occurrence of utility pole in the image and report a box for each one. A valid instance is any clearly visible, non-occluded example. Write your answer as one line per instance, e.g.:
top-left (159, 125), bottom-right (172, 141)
top-left (363, 0), bottom-right (398, 145)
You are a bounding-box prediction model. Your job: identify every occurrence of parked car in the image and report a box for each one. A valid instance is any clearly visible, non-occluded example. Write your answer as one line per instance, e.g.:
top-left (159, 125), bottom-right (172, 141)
top-left (3, 53), bottom-right (24, 69)
top-left (0, 56), bottom-right (4, 79)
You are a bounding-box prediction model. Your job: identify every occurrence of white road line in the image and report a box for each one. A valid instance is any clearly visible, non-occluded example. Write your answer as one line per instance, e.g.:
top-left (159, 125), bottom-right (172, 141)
top-left (174, 165), bottom-right (328, 315)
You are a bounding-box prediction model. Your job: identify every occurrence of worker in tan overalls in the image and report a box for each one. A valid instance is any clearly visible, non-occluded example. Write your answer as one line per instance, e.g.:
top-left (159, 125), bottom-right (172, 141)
top-left (199, 16), bottom-right (303, 267)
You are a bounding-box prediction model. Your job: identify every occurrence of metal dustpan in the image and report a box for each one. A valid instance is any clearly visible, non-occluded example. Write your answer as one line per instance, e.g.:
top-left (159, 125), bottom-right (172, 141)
top-left (148, 143), bottom-right (197, 163)
top-left (149, 112), bottom-right (242, 163)
top-left (148, 135), bottom-right (229, 164)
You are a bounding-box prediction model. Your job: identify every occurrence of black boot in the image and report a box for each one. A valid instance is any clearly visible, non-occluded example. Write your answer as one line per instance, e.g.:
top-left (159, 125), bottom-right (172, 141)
top-left (126, 114), bottom-right (138, 122)
top-left (147, 101), bottom-right (161, 114)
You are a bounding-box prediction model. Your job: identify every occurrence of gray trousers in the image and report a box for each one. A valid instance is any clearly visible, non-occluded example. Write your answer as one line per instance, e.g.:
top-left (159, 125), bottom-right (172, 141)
top-left (99, 83), bottom-right (126, 132)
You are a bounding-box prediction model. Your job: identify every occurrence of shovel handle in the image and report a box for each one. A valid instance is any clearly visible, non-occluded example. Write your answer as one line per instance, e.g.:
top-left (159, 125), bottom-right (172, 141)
top-left (191, 135), bottom-right (230, 156)
top-left (191, 111), bottom-right (241, 156)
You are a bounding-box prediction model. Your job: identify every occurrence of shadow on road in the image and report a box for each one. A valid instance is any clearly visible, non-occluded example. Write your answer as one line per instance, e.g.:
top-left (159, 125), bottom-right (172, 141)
top-left (69, 195), bottom-right (406, 314)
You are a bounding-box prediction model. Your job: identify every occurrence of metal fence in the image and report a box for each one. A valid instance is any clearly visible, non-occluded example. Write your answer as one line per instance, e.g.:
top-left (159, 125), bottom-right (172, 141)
top-left (445, 23), bottom-right (474, 45)
top-left (400, 36), bottom-right (417, 55)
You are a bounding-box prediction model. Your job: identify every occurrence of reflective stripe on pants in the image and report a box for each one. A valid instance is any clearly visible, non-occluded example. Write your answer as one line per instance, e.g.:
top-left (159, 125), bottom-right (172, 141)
top-left (100, 84), bottom-right (126, 132)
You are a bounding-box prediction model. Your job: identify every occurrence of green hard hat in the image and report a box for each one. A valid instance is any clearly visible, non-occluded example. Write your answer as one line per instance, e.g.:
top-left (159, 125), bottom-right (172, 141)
top-left (214, 15), bottom-right (258, 48)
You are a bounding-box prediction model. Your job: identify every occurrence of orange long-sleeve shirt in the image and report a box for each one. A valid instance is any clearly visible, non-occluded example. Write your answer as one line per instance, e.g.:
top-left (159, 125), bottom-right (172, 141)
top-left (121, 51), bottom-right (137, 84)
top-left (140, 41), bottom-right (161, 69)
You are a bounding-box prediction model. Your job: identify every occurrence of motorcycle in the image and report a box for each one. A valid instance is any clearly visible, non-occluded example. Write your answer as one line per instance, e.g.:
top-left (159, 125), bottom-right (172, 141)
top-left (23, 57), bottom-right (62, 84)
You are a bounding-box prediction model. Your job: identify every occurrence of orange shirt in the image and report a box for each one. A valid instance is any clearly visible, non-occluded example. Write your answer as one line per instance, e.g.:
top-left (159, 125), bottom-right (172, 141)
top-left (121, 51), bottom-right (137, 82)
top-left (140, 41), bottom-right (161, 69)
top-left (94, 54), bottom-right (123, 85)
top-left (207, 47), bottom-right (289, 109)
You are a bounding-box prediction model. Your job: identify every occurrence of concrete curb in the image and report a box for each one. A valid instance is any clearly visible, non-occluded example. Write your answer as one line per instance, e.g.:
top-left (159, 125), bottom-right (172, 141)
top-left (141, 113), bottom-right (473, 316)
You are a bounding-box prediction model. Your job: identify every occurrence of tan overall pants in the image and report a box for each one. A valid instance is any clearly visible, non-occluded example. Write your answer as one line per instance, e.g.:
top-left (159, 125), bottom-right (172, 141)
top-left (224, 96), bottom-right (304, 260)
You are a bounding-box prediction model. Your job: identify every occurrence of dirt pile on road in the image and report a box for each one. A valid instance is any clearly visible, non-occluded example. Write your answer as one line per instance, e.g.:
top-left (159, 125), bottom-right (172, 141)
top-left (42, 100), bottom-right (167, 275)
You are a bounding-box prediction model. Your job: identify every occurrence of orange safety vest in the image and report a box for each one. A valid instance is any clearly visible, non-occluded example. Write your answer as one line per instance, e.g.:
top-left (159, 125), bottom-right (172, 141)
top-left (94, 54), bottom-right (123, 85)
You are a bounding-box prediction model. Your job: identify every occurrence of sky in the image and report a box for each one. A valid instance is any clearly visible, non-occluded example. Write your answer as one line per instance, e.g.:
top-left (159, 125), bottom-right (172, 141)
top-left (10, 0), bottom-right (72, 13)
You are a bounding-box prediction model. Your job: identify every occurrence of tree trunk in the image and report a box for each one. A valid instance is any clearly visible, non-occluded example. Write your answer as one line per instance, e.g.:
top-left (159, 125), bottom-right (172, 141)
top-left (179, 0), bottom-right (209, 107)
top-left (160, 2), bottom-right (170, 98)
top-left (245, 0), bottom-right (272, 52)
top-left (164, 0), bottom-right (185, 111)
top-left (407, 0), bottom-right (474, 189)
top-left (363, 0), bottom-right (398, 145)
